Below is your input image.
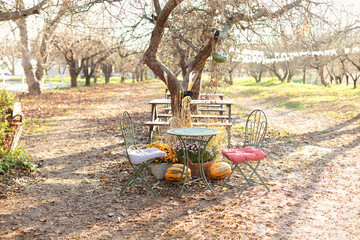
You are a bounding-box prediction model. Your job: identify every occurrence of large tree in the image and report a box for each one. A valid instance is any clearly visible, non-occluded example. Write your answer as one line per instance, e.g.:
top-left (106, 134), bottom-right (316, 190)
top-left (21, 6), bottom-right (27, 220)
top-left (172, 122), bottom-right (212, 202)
top-left (143, 0), bottom-right (308, 116)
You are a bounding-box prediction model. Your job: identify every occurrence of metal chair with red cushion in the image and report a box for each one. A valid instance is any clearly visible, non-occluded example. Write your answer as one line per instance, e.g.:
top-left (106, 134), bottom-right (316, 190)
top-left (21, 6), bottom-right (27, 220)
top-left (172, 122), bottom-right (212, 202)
top-left (220, 109), bottom-right (270, 197)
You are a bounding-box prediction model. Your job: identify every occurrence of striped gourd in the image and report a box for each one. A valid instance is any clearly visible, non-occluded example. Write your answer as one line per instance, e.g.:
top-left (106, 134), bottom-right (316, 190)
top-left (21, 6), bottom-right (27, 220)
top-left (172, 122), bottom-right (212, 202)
top-left (165, 164), bottom-right (191, 184)
top-left (207, 162), bottom-right (231, 180)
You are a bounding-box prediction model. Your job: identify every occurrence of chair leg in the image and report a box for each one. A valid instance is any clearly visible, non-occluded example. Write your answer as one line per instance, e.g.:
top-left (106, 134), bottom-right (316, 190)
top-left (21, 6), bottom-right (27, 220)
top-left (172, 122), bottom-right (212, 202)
top-left (235, 161), bottom-right (269, 198)
top-left (244, 161), bottom-right (270, 192)
top-left (220, 163), bottom-right (240, 191)
top-left (144, 163), bottom-right (164, 188)
top-left (135, 164), bottom-right (160, 196)
top-left (136, 171), bottom-right (159, 197)
top-left (120, 165), bottom-right (146, 195)
top-left (120, 164), bottom-right (159, 197)
top-left (120, 174), bottom-right (138, 195)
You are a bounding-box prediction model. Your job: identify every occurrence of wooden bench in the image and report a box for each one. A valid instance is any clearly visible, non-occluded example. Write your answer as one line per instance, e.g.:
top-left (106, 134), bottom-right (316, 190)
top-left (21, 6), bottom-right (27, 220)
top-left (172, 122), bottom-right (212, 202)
top-left (157, 113), bottom-right (231, 119)
top-left (146, 98), bottom-right (234, 148)
top-left (164, 107), bottom-right (226, 114)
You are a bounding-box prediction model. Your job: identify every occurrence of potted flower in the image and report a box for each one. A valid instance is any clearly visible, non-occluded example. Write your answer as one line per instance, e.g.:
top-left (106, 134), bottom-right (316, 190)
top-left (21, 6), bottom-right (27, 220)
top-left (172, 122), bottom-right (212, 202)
top-left (146, 142), bottom-right (178, 179)
top-left (174, 140), bottom-right (219, 177)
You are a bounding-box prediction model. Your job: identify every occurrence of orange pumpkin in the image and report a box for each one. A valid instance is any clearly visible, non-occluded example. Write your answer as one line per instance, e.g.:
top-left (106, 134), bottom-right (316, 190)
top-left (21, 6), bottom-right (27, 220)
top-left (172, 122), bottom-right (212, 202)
top-left (207, 162), bottom-right (231, 180)
top-left (165, 164), bottom-right (191, 184)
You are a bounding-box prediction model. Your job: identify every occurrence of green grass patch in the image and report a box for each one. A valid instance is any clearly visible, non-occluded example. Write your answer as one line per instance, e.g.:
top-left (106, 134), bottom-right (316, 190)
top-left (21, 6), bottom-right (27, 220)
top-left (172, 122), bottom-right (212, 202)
top-left (25, 119), bottom-right (53, 135)
top-left (277, 101), bottom-right (308, 110)
top-left (225, 77), bottom-right (360, 120)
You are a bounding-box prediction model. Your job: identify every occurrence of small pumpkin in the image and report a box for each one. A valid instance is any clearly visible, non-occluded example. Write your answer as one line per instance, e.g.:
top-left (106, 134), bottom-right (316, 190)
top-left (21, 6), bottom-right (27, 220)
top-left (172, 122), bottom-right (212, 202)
top-left (207, 162), bottom-right (231, 180)
top-left (165, 164), bottom-right (191, 184)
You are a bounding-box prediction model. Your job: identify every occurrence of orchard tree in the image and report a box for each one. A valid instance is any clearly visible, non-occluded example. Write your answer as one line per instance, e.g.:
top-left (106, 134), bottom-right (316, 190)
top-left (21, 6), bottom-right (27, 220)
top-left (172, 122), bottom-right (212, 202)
top-left (0, 29), bottom-right (19, 75)
top-left (14, 0), bottom-right (80, 94)
top-left (142, 0), bottom-right (312, 116)
top-left (247, 63), bottom-right (267, 83)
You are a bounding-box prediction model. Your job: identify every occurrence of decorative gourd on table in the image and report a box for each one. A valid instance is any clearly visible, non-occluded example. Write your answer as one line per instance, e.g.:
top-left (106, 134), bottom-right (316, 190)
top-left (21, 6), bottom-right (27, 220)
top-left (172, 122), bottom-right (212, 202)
top-left (207, 162), bottom-right (231, 180)
top-left (165, 164), bottom-right (191, 184)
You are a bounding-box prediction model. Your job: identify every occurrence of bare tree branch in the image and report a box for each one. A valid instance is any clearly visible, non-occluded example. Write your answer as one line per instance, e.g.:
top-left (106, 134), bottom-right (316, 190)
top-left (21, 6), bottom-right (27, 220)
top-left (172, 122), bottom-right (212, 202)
top-left (0, 0), bottom-right (48, 22)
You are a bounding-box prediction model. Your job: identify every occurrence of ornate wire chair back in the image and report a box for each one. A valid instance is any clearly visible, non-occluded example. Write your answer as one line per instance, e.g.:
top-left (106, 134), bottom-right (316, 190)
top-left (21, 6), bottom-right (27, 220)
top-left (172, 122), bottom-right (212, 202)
top-left (120, 111), bottom-right (136, 149)
top-left (244, 109), bottom-right (267, 149)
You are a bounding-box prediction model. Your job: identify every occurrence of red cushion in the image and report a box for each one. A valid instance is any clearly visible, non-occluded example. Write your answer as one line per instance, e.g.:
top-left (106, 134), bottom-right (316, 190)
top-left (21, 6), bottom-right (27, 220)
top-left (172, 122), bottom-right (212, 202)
top-left (221, 147), bottom-right (267, 163)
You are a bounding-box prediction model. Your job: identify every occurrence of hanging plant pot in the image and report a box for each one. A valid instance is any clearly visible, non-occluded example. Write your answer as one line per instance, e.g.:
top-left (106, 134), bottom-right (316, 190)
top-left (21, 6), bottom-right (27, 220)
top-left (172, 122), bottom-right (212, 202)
top-left (211, 51), bottom-right (227, 63)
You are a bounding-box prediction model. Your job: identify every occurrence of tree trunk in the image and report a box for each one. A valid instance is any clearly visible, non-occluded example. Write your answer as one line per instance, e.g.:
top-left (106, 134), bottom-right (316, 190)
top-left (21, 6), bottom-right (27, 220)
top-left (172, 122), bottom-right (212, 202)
top-left (169, 82), bottom-right (183, 117)
top-left (354, 79), bottom-right (358, 89)
top-left (302, 67), bottom-right (307, 84)
top-left (318, 65), bottom-right (328, 86)
top-left (271, 63), bottom-right (287, 83)
top-left (67, 58), bottom-right (80, 87)
top-left (34, 8), bottom-right (64, 87)
top-left (16, 16), bottom-right (41, 95)
top-left (336, 76), bottom-right (342, 84)
top-left (253, 71), bottom-right (262, 83)
top-left (329, 75), bottom-right (334, 84)
top-left (345, 75), bottom-right (349, 86)
top-left (145, 71), bottom-right (148, 80)
top-left (69, 69), bottom-right (79, 87)
top-left (229, 69), bottom-right (233, 85)
top-left (61, 64), bottom-right (67, 75)
top-left (132, 72), bottom-right (136, 83)
top-left (91, 59), bottom-right (98, 84)
top-left (189, 68), bottom-right (204, 114)
top-left (93, 71), bottom-right (97, 84)
top-left (102, 63), bottom-right (112, 83)
top-left (140, 69), bottom-right (144, 81)
top-left (286, 70), bottom-right (293, 83)
top-left (121, 72), bottom-right (126, 83)
top-left (83, 59), bottom-right (91, 86)
top-left (35, 31), bottom-right (48, 83)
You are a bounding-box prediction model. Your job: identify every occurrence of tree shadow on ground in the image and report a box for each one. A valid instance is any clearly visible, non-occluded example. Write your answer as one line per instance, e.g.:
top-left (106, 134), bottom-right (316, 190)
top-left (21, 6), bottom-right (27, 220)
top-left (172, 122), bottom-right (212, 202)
top-left (270, 114), bottom-right (360, 238)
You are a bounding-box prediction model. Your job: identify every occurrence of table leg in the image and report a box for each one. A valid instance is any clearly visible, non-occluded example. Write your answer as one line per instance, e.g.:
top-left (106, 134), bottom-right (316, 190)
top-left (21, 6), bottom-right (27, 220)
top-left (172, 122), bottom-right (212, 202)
top-left (150, 104), bottom-right (156, 121)
top-left (228, 104), bottom-right (232, 148)
top-left (148, 104), bottom-right (157, 144)
top-left (199, 136), bottom-right (215, 194)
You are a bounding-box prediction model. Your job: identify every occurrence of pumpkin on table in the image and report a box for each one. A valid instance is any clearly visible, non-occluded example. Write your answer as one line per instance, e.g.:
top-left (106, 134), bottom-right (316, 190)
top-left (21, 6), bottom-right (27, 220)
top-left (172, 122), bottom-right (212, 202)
top-left (165, 164), bottom-right (191, 184)
top-left (207, 162), bottom-right (231, 180)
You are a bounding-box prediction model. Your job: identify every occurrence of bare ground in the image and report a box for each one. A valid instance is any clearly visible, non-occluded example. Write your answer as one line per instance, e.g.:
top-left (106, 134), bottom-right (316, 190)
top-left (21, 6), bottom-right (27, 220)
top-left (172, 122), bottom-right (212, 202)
top-left (0, 81), bottom-right (359, 239)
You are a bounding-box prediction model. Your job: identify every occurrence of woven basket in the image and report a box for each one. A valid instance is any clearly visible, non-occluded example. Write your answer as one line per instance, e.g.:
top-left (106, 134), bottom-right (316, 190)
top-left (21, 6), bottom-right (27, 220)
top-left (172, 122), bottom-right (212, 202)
top-left (149, 163), bottom-right (172, 180)
top-left (188, 161), bottom-right (213, 178)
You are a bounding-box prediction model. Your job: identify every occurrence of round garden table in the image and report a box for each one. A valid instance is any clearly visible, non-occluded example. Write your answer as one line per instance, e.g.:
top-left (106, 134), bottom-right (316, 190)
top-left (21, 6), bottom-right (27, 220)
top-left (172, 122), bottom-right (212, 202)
top-left (167, 127), bottom-right (220, 197)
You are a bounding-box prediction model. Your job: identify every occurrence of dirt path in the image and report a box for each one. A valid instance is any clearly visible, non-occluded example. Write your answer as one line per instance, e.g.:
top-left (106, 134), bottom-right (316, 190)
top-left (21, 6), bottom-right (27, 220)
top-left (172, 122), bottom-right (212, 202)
top-left (1, 81), bottom-right (359, 239)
